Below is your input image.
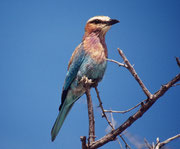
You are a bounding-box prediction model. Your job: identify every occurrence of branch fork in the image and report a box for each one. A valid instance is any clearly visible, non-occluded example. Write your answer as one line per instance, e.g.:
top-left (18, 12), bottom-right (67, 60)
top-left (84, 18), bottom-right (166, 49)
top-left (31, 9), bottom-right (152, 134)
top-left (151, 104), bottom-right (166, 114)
top-left (81, 49), bottom-right (180, 149)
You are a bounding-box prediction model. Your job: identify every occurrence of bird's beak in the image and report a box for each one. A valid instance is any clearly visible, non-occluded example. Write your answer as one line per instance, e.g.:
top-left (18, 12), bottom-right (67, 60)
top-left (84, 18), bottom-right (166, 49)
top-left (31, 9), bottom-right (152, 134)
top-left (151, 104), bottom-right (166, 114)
top-left (108, 19), bottom-right (120, 26)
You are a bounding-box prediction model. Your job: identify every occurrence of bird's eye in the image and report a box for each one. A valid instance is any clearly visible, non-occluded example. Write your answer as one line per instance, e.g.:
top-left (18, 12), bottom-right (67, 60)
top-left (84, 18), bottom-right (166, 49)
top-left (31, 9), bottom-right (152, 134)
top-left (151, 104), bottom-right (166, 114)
top-left (94, 19), bottom-right (101, 24)
top-left (90, 19), bottom-right (102, 24)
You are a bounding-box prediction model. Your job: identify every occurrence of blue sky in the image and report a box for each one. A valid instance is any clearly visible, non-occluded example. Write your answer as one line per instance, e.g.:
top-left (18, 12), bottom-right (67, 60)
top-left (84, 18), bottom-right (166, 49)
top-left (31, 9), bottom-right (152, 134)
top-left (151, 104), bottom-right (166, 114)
top-left (0, 0), bottom-right (180, 148)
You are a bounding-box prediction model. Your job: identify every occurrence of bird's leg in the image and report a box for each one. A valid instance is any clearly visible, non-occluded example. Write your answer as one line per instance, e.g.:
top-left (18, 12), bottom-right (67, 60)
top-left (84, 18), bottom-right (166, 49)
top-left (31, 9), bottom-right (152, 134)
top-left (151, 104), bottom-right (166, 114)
top-left (91, 82), bottom-right (98, 88)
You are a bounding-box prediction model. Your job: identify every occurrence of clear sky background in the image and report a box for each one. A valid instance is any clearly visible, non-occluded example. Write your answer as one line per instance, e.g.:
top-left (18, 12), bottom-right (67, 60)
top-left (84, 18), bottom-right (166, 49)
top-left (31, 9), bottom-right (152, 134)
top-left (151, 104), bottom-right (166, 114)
top-left (0, 0), bottom-right (180, 149)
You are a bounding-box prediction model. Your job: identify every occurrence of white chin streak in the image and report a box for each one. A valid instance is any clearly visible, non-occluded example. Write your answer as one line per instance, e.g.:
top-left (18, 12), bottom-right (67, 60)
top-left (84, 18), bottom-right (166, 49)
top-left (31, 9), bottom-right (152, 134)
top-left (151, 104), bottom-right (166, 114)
top-left (102, 26), bottom-right (111, 34)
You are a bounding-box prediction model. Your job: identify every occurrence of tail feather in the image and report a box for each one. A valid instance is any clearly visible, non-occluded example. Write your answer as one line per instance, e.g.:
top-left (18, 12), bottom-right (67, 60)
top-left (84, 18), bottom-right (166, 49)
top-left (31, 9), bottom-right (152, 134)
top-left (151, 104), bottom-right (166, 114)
top-left (51, 87), bottom-right (85, 141)
top-left (51, 103), bottom-right (73, 141)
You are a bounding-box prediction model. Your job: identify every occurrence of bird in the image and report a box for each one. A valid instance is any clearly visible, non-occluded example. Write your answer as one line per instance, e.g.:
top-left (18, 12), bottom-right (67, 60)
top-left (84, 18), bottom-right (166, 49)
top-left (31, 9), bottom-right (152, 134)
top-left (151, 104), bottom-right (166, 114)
top-left (51, 16), bottom-right (119, 141)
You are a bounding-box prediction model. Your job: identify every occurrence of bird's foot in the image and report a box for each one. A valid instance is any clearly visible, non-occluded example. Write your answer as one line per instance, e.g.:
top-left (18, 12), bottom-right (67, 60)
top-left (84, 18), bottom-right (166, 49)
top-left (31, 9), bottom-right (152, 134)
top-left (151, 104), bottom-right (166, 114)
top-left (80, 76), bottom-right (94, 85)
top-left (80, 76), bottom-right (98, 88)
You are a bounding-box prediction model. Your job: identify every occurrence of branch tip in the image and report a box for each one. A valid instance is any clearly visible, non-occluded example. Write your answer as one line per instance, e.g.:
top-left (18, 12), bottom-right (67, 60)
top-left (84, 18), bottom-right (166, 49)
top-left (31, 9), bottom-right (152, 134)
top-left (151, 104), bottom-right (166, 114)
top-left (80, 136), bottom-right (87, 149)
top-left (175, 57), bottom-right (180, 67)
top-left (155, 134), bottom-right (180, 149)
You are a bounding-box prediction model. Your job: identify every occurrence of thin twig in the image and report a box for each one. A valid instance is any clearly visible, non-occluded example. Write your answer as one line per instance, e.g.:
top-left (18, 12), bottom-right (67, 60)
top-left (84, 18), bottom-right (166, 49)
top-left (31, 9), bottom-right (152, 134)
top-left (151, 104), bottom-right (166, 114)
top-left (117, 48), bottom-right (153, 99)
top-left (119, 134), bottom-right (131, 149)
top-left (176, 57), bottom-right (180, 67)
top-left (172, 83), bottom-right (180, 87)
top-left (116, 138), bottom-right (123, 149)
top-left (144, 138), bottom-right (152, 149)
top-left (155, 134), bottom-right (180, 149)
top-left (106, 58), bottom-right (127, 68)
top-left (95, 86), bottom-right (131, 149)
top-left (95, 87), bottom-right (114, 129)
top-left (104, 99), bottom-right (146, 114)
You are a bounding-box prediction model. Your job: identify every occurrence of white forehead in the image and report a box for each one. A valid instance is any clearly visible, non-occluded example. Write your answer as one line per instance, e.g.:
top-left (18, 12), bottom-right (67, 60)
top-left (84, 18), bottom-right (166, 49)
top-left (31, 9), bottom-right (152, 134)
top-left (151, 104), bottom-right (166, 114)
top-left (87, 16), bottom-right (111, 23)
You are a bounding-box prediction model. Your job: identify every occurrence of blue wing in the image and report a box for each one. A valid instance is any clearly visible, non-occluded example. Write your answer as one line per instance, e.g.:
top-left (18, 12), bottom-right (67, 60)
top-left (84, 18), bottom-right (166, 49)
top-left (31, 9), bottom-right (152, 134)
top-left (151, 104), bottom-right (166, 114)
top-left (60, 43), bottom-right (85, 110)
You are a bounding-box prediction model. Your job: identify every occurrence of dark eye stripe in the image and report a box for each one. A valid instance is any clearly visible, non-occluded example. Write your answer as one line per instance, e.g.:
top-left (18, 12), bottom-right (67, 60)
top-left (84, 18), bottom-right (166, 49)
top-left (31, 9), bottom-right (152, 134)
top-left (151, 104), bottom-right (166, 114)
top-left (89, 19), bottom-right (107, 24)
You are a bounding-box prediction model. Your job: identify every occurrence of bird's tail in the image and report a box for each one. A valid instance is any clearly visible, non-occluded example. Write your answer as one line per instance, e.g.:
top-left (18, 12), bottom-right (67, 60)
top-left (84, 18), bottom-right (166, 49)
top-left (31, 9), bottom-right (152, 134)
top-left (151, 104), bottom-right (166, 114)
top-left (51, 102), bottom-right (73, 142)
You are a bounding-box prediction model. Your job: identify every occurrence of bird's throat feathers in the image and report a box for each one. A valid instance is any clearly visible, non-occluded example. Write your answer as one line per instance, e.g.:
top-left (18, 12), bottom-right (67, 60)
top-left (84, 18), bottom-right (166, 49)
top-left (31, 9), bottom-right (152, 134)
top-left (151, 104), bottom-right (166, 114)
top-left (83, 33), bottom-right (108, 63)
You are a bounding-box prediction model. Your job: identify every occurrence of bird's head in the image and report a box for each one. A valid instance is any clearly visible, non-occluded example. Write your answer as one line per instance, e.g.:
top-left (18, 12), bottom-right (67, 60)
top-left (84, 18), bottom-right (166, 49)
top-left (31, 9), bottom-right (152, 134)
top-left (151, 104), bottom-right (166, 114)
top-left (84, 16), bottom-right (119, 37)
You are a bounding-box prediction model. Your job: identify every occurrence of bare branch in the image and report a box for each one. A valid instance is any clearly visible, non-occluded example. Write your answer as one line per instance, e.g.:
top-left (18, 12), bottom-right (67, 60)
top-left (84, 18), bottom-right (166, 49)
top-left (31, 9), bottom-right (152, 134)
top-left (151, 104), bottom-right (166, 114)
top-left (89, 73), bottom-right (180, 149)
top-left (144, 138), bottom-right (152, 149)
top-left (155, 134), bottom-right (180, 149)
top-left (81, 76), bottom-right (96, 147)
top-left (81, 49), bottom-right (180, 149)
top-left (104, 99), bottom-right (146, 114)
top-left (106, 58), bottom-right (127, 68)
top-left (85, 87), bottom-right (95, 145)
top-left (117, 48), bottom-right (153, 99)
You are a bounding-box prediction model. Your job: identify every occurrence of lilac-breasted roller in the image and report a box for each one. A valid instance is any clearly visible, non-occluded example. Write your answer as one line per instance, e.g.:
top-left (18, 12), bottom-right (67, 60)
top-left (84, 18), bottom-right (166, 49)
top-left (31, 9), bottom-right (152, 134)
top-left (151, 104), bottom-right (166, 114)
top-left (51, 16), bottom-right (119, 141)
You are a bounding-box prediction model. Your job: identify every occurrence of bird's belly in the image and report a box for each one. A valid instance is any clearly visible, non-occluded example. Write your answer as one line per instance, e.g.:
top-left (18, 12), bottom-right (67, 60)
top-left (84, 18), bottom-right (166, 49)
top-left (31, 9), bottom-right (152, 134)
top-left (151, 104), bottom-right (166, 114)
top-left (78, 57), bottom-right (107, 82)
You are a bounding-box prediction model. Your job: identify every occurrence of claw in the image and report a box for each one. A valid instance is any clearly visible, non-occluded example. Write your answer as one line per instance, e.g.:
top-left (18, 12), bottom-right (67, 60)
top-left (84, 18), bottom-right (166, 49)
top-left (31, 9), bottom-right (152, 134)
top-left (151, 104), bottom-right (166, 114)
top-left (80, 76), bottom-right (94, 85)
